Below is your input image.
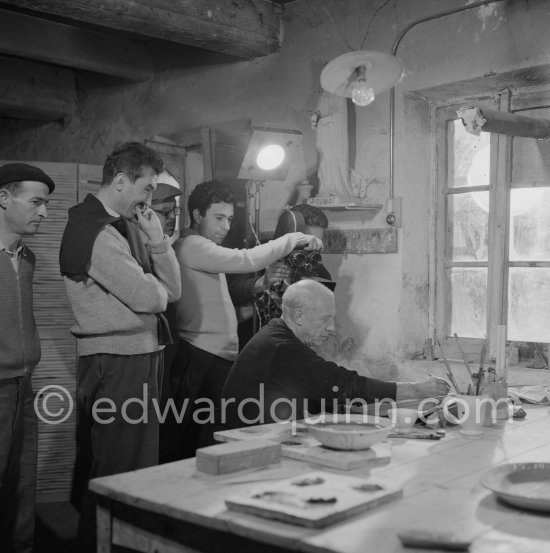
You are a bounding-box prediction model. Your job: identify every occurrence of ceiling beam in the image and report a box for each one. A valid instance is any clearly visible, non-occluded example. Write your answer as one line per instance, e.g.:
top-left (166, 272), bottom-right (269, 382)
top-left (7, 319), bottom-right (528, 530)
top-left (0, 55), bottom-right (76, 120)
top-left (0, 0), bottom-right (281, 59)
top-left (0, 9), bottom-right (152, 81)
top-left (169, 118), bottom-right (253, 148)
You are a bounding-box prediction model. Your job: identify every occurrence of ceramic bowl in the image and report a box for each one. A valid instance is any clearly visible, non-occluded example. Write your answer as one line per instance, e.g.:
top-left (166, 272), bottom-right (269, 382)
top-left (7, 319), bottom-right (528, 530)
top-left (387, 407), bottom-right (418, 433)
top-left (306, 414), bottom-right (392, 450)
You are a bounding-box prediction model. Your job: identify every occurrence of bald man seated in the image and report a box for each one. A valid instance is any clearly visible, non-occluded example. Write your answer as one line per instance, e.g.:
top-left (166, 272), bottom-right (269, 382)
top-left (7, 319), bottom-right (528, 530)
top-left (220, 280), bottom-right (450, 427)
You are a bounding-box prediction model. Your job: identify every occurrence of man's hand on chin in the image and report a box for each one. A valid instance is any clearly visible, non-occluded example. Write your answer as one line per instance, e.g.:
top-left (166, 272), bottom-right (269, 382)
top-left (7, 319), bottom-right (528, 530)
top-left (135, 205), bottom-right (164, 243)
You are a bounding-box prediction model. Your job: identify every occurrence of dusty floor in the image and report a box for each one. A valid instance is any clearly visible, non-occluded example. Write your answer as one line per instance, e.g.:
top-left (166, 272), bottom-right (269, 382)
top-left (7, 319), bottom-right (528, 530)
top-left (34, 502), bottom-right (77, 553)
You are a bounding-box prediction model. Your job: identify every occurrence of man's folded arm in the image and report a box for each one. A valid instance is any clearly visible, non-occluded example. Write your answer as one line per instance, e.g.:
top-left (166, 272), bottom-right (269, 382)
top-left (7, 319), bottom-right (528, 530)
top-left (88, 227), bottom-right (171, 313)
top-left (147, 236), bottom-right (181, 302)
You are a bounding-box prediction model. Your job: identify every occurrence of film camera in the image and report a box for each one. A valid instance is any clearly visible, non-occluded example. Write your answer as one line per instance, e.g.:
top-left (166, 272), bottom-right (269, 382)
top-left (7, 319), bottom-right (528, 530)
top-left (255, 209), bottom-right (333, 326)
top-left (276, 208), bottom-right (324, 280)
top-left (284, 248), bottom-right (323, 277)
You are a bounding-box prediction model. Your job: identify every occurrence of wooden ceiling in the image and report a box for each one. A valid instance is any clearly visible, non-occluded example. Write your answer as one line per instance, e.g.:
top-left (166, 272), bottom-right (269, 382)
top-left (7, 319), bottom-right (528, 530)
top-left (0, 0), bottom-right (284, 120)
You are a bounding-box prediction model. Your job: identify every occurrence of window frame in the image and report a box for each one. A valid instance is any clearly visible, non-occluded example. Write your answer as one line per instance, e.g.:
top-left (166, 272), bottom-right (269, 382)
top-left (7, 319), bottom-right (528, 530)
top-left (431, 86), bottom-right (550, 361)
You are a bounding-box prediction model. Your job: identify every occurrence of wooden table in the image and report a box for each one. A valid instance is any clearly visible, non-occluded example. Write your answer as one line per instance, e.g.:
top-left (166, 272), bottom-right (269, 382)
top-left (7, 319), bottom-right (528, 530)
top-left (91, 404), bottom-right (550, 553)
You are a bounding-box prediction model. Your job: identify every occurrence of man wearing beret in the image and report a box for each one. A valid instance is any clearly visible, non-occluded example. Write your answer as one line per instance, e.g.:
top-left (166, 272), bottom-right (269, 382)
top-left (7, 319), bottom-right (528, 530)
top-left (0, 163), bottom-right (55, 553)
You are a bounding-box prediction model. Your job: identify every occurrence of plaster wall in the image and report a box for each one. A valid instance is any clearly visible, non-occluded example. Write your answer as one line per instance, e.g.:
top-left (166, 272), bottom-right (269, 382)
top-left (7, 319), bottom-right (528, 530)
top-left (1, 0), bottom-right (549, 368)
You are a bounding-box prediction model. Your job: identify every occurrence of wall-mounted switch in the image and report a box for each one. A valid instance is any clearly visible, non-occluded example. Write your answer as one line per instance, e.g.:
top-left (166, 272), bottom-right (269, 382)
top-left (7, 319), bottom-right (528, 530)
top-left (386, 197), bottom-right (402, 228)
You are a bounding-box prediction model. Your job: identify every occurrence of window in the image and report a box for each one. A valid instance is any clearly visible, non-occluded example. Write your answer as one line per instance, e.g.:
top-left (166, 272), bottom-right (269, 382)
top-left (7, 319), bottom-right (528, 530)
top-left (434, 91), bottom-right (550, 367)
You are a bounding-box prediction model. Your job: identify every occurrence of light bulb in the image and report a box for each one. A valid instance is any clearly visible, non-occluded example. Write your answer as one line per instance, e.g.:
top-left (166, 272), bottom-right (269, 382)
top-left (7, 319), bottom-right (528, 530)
top-left (256, 144), bottom-right (285, 170)
top-left (351, 79), bottom-right (375, 106)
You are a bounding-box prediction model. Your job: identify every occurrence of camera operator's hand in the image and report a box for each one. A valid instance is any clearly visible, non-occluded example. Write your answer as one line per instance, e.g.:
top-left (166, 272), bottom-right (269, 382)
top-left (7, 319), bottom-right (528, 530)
top-left (292, 232), bottom-right (323, 251)
top-left (254, 261), bottom-right (290, 294)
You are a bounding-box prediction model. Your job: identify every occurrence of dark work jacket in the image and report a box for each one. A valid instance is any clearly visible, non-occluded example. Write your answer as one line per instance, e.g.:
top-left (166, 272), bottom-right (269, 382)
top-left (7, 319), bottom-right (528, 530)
top-left (0, 248), bottom-right (41, 377)
top-left (221, 318), bottom-right (396, 427)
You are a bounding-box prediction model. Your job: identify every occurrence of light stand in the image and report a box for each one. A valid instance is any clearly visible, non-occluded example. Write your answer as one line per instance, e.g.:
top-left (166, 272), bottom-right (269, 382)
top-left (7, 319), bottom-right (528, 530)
top-left (237, 126), bottom-right (303, 334)
top-left (252, 179), bottom-right (264, 244)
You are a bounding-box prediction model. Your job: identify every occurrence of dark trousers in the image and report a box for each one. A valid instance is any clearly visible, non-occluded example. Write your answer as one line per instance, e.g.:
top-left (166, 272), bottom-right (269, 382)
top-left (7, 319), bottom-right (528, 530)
top-left (0, 375), bottom-right (37, 553)
top-left (73, 351), bottom-right (162, 553)
top-left (162, 340), bottom-right (231, 461)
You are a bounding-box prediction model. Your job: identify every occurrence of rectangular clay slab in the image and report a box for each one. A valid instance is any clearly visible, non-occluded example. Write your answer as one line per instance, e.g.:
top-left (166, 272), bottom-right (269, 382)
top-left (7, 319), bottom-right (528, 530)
top-left (196, 439), bottom-right (281, 475)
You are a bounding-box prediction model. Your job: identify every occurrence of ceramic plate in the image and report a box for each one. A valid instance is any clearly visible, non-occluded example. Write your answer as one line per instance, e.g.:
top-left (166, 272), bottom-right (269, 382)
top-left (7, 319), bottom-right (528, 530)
top-left (481, 463), bottom-right (550, 512)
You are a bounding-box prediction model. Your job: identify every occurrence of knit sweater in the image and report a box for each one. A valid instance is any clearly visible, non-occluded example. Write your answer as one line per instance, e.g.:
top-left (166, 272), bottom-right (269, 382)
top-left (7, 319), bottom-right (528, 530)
top-left (173, 229), bottom-right (306, 361)
top-left (0, 248), bottom-right (41, 379)
top-left (64, 224), bottom-right (180, 356)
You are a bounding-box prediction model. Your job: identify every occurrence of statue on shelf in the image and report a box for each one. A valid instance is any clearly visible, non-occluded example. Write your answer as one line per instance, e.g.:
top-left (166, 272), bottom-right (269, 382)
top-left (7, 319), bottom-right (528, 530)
top-left (310, 91), bottom-right (355, 198)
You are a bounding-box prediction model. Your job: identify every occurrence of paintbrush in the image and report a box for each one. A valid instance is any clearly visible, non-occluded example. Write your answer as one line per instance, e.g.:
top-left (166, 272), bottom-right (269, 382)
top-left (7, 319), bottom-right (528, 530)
top-left (453, 333), bottom-right (476, 385)
top-left (387, 433), bottom-right (442, 440)
top-left (436, 338), bottom-right (461, 394)
top-left (476, 343), bottom-right (487, 395)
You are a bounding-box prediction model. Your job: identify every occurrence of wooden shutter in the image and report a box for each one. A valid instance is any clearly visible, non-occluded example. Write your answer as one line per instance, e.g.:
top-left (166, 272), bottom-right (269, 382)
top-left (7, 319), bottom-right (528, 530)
top-left (1, 160), bottom-right (102, 502)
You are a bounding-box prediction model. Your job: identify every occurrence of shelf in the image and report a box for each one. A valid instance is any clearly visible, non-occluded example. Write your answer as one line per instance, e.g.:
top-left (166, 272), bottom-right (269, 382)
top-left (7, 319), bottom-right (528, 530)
top-left (322, 203), bottom-right (383, 213)
top-left (307, 196), bottom-right (381, 211)
top-left (307, 196), bottom-right (383, 214)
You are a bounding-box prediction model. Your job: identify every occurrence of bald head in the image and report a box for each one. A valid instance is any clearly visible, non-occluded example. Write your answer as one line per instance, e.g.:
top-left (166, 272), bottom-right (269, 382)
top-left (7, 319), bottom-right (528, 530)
top-left (282, 279), bottom-right (333, 313)
top-left (282, 280), bottom-right (335, 347)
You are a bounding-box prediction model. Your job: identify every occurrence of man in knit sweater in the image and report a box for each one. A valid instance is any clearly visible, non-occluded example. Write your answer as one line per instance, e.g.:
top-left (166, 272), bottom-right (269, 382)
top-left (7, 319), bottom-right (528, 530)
top-left (59, 142), bottom-right (181, 552)
top-left (0, 163), bottom-right (55, 553)
top-left (168, 180), bottom-right (322, 459)
top-left (221, 280), bottom-right (451, 427)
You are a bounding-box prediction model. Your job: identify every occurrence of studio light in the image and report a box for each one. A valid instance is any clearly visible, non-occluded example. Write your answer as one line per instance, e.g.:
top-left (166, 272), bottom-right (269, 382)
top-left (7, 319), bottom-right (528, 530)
top-left (238, 126), bottom-right (303, 182)
top-left (238, 126), bottom-right (304, 334)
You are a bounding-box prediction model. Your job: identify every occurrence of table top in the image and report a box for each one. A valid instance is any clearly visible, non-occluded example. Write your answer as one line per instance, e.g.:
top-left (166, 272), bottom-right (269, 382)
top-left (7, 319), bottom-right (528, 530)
top-left (91, 404), bottom-right (550, 553)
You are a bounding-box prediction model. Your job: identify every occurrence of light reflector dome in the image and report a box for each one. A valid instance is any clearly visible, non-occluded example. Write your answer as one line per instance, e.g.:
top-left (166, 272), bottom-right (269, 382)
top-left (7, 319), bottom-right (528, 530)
top-left (321, 50), bottom-right (403, 106)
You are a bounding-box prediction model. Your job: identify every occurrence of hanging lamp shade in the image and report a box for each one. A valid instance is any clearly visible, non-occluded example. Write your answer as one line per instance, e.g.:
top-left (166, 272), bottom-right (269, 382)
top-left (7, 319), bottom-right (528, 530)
top-left (320, 50), bottom-right (403, 99)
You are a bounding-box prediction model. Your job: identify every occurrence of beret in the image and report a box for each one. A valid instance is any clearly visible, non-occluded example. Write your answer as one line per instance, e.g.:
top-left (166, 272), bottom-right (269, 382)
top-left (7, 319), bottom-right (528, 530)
top-left (0, 163), bottom-right (55, 193)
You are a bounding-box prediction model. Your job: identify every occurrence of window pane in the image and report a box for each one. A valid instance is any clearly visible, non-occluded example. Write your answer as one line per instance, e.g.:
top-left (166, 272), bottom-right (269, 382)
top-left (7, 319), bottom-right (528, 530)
top-left (447, 193), bottom-right (489, 261)
top-left (448, 120), bottom-right (490, 189)
top-left (508, 268), bottom-right (550, 342)
top-left (512, 106), bottom-right (550, 183)
top-left (509, 187), bottom-right (550, 261)
top-left (449, 268), bottom-right (487, 338)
